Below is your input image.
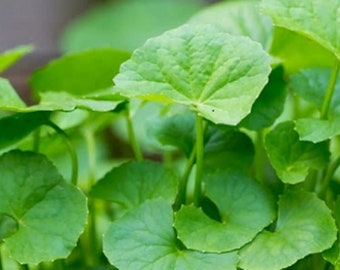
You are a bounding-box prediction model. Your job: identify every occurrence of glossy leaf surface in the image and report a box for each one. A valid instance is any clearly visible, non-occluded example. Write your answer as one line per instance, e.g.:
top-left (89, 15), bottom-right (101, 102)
top-left (0, 150), bottom-right (87, 264)
top-left (104, 199), bottom-right (238, 270)
top-left (240, 190), bottom-right (337, 270)
top-left (114, 24), bottom-right (271, 125)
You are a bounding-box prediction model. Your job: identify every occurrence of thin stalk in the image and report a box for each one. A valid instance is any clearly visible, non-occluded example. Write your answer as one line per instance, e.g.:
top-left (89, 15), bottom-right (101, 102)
top-left (194, 114), bottom-right (204, 207)
top-left (320, 60), bottom-right (340, 119)
top-left (175, 145), bottom-right (197, 209)
top-left (32, 128), bottom-right (41, 152)
top-left (319, 155), bottom-right (340, 198)
top-left (0, 247), bottom-right (3, 270)
top-left (254, 130), bottom-right (266, 182)
top-left (47, 121), bottom-right (78, 185)
top-left (125, 112), bottom-right (143, 162)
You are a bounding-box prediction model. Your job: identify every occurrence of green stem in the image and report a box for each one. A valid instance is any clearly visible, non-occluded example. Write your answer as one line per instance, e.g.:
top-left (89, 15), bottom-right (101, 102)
top-left (0, 247), bottom-right (3, 270)
top-left (254, 130), bottom-right (266, 182)
top-left (47, 121), bottom-right (78, 185)
top-left (194, 114), bottom-right (204, 207)
top-left (175, 145), bottom-right (197, 209)
top-left (319, 155), bottom-right (340, 198)
top-left (125, 112), bottom-right (143, 162)
top-left (320, 60), bottom-right (340, 119)
top-left (21, 264), bottom-right (29, 270)
top-left (32, 128), bottom-right (41, 152)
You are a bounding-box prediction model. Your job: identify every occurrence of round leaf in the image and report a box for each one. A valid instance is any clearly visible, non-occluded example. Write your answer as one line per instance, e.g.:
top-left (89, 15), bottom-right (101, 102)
top-left (239, 190), bottom-right (337, 270)
top-left (114, 24), bottom-right (271, 125)
top-left (90, 161), bottom-right (178, 212)
top-left (0, 150), bottom-right (88, 264)
top-left (261, 0), bottom-right (340, 59)
top-left (174, 173), bottom-right (275, 252)
top-left (103, 199), bottom-right (239, 270)
top-left (265, 121), bottom-right (330, 184)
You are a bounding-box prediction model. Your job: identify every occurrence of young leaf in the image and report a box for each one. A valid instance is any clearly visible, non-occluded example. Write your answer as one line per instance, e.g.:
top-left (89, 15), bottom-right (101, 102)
top-left (114, 24), bottom-right (271, 125)
top-left (290, 67), bottom-right (340, 114)
top-left (90, 161), bottom-right (178, 211)
top-left (240, 66), bottom-right (287, 130)
top-left (239, 190), bottom-right (337, 270)
top-left (174, 173), bottom-right (275, 252)
top-left (0, 45), bottom-right (33, 73)
top-left (265, 121), bottom-right (329, 184)
top-left (189, 0), bottom-right (273, 50)
top-left (204, 127), bottom-right (255, 173)
top-left (0, 77), bottom-right (26, 110)
top-left (261, 0), bottom-right (340, 59)
top-left (0, 111), bottom-right (50, 149)
top-left (31, 48), bottom-right (130, 96)
top-left (0, 150), bottom-right (88, 265)
top-left (103, 199), bottom-right (239, 270)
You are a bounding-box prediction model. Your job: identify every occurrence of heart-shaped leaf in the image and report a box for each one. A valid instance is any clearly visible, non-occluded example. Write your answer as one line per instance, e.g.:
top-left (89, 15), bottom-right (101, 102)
top-left (114, 24), bottom-right (271, 125)
top-left (189, 0), bottom-right (273, 50)
top-left (0, 45), bottom-right (33, 73)
top-left (0, 150), bottom-right (88, 264)
top-left (103, 199), bottom-right (239, 270)
top-left (261, 0), bottom-right (340, 59)
top-left (265, 121), bottom-right (329, 184)
top-left (174, 172), bottom-right (275, 252)
top-left (239, 190), bottom-right (337, 270)
top-left (90, 161), bottom-right (178, 212)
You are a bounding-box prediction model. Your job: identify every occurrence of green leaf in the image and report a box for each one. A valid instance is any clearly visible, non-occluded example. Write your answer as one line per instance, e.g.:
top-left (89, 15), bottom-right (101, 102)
top-left (261, 0), bottom-right (340, 59)
top-left (189, 0), bottom-right (273, 50)
top-left (31, 48), bottom-right (130, 96)
top-left (0, 45), bottom-right (33, 73)
top-left (270, 28), bottom-right (335, 73)
top-left (0, 78), bottom-right (26, 110)
top-left (265, 121), bottom-right (329, 184)
top-left (174, 173), bottom-right (275, 252)
top-left (103, 199), bottom-right (239, 270)
top-left (0, 111), bottom-right (50, 149)
top-left (204, 127), bottom-right (255, 173)
top-left (239, 190), bottom-right (337, 270)
top-left (295, 116), bottom-right (340, 143)
top-left (114, 24), bottom-right (271, 125)
top-left (90, 161), bottom-right (178, 212)
top-left (148, 111), bottom-right (195, 157)
top-left (0, 150), bottom-right (87, 264)
top-left (60, 0), bottom-right (204, 52)
top-left (290, 67), bottom-right (340, 114)
top-left (240, 66), bottom-right (287, 130)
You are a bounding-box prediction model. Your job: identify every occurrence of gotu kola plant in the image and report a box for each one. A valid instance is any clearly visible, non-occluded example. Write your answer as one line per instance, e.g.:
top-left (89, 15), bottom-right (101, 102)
top-left (1, 0), bottom-right (340, 269)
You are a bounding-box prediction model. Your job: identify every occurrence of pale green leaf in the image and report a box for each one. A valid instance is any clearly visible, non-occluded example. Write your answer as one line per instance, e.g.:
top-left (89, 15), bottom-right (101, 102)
top-left (189, 0), bottom-right (273, 50)
top-left (0, 150), bottom-right (88, 264)
top-left (0, 78), bottom-right (26, 110)
top-left (240, 190), bottom-right (337, 270)
top-left (261, 0), bottom-right (340, 59)
top-left (174, 173), bottom-right (275, 252)
top-left (114, 24), bottom-right (271, 125)
top-left (0, 45), bottom-right (33, 73)
top-left (104, 199), bottom-right (238, 270)
top-left (90, 161), bottom-right (178, 212)
top-left (265, 121), bottom-right (329, 183)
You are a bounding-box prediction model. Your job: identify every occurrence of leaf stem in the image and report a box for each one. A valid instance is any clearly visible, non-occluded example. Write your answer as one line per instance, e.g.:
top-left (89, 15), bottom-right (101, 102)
top-left (47, 121), bottom-right (78, 185)
top-left (320, 60), bottom-right (340, 119)
top-left (32, 128), bottom-right (41, 152)
top-left (194, 114), bottom-right (204, 207)
top-left (175, 145), bottom-right (197, 209)
top-left (319, 154), bottom-right (340, 198)
top-left (20, 264), bottom-right (29, 270)
top-left (0, 247), bottom-right (3, 270)
top-left (125, 112), bottom-right (143, 162)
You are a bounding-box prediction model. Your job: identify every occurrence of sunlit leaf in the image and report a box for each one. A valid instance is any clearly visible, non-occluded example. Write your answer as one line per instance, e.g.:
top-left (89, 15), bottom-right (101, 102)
top-left (0, 78), bottom-right (26, 110)
top-left (174, 172), bottom-right (275, 252)
top-left (0, 150), bottom-right (88, 264)
top-left (0, 45), bottom-right (33, 73)
top-left (189, 0), bottom-right (273, 50)
top-left (114, 24), bottom-right (271, 125)
top-left (240, 190), bottom-right (337, 270)
top-left (261, 0), bottom-right (340, 59)
top-left (265, 121), bottom-right (329, 184)
top-left (103, 199), bottom-right (238, 270)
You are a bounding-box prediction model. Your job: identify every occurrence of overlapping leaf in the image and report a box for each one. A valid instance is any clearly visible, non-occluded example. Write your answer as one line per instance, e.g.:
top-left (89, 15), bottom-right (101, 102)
top-left (114, 24), bottom-right (271, 125)
top-left (174, 173), bottom-right (275, 252)
top-left (0, 150), bottom-right (88, 264)
top-left (103, 199), bottom-right (238, 270)
top-left (239, 190), bottom-right (337, 270)
top-left (261, 0), bottom-right (340, 59)
top-left (265, 121), bottom-right (329, 184)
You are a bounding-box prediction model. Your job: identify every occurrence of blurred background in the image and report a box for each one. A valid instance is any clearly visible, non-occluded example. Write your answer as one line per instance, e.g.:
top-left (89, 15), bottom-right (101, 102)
top-left (0, 0), bottom-right (221, 100)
